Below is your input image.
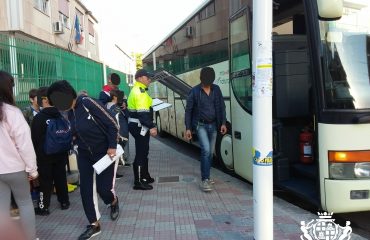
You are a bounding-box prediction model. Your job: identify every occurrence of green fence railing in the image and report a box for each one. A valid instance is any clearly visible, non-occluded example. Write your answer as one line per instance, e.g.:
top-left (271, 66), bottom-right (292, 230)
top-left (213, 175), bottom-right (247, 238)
top-left (0, 34), bottom-right (130, 108)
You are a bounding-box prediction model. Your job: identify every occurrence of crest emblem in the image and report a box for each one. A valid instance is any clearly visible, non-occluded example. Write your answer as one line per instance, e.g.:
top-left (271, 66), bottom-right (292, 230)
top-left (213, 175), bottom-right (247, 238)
top-left (300, 212), bottom-right (352, 240)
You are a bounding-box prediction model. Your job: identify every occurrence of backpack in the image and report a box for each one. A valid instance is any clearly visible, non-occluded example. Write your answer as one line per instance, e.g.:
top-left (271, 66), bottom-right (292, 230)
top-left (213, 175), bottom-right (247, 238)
top-left (44, 117), bottom-right (72, 155)
top-left (108, 105), bottom-right (129, 139)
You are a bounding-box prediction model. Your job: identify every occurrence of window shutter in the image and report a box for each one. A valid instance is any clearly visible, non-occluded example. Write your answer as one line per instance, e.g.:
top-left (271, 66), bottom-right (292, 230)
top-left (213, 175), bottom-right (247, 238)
top-left (58, 0), bottom-right (69, 17)
top-left (88, 20), bottom-right (94, 36)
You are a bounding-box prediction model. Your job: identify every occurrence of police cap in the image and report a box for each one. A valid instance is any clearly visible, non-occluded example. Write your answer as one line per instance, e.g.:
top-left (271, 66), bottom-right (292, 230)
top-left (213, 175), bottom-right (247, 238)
top-left (135, 69), bottom-right (154, 80)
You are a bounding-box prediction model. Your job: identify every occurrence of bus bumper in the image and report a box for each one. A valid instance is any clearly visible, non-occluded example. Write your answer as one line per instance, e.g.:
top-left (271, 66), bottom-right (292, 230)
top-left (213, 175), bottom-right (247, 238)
top-left (324, 179), bottom-right (370, 213)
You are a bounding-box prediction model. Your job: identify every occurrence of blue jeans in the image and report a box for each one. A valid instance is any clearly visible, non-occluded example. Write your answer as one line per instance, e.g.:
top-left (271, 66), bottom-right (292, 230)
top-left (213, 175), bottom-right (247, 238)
top-left (196, 122), bottom-right (217, 181)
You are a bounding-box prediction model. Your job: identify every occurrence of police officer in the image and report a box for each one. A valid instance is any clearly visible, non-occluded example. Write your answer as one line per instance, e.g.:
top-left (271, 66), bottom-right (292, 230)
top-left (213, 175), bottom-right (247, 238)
top-left (128, 69), bottom-right (157, 190)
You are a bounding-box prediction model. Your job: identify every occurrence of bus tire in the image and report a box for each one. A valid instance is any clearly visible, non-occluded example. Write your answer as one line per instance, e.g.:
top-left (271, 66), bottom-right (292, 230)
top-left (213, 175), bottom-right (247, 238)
top-left (215, 122), bottom-right (233, 171)
top-left (156, 113), bottom-right (166, 137)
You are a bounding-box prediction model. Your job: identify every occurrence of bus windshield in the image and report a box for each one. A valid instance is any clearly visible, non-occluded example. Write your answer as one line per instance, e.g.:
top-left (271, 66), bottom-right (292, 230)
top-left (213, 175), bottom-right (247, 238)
top-left (320, 1), bottom-right (370, 109)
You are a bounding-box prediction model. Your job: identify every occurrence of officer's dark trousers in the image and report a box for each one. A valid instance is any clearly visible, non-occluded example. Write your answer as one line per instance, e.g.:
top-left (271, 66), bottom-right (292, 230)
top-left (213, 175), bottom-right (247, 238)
top-left (129, 123), bottom-right (150, 180)
top-left (78, 150), bottom-right (116, 224)
top-left (37, 159), bottom-right (69, 210)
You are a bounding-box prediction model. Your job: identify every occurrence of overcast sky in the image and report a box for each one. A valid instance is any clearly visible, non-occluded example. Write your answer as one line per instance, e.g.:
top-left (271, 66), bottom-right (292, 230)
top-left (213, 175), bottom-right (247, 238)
top-left (82, 0), bottom-right (206, 57)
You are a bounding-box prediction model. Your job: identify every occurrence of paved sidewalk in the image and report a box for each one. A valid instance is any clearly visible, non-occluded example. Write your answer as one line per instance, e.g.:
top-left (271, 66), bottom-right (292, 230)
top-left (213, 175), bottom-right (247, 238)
top-left (36, 137), bottom-right (366, 240)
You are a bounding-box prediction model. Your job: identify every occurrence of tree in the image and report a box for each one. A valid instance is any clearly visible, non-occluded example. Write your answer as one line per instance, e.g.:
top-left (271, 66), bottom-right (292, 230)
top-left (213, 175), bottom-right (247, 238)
top-left (132, 53), bottom-right (143, 70)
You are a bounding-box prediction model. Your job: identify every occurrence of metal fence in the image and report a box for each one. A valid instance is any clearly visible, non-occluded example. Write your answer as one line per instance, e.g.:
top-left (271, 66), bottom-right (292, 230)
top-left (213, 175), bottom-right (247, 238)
top-left (0, 34), bottom-right (130, 108)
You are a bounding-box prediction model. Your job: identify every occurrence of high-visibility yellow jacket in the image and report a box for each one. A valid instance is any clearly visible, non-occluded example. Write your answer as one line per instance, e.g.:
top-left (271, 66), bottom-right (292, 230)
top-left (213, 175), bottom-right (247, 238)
top-left (127, 81), bottom-right (155, 129)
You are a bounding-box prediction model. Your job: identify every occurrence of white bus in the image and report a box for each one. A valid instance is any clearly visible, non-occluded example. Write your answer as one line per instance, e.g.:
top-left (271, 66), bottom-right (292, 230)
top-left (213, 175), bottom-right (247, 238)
top-left (144, 0), bottom-right (370, 213)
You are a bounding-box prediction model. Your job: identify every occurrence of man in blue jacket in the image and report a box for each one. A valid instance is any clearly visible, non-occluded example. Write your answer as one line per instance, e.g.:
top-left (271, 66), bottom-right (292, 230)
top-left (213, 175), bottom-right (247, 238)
top-left (185, 67), bottom-right (227, 192)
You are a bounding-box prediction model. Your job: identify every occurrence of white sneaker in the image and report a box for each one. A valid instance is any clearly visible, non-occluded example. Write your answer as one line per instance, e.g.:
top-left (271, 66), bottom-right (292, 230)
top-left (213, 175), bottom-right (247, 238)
top-left (208, 178), bottom-right (215, 184)
top-left (200, 180), bottom-right (213, 192)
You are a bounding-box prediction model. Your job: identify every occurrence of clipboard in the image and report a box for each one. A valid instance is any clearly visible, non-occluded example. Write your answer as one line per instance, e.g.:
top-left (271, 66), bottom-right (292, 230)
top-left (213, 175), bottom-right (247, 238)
top-left (152, 98), bottom-right (172, 112)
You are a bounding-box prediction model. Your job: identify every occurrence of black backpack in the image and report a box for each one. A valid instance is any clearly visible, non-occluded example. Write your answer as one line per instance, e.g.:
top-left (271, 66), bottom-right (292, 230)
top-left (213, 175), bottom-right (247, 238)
top-left (44, 117), bottom-right (72, 155)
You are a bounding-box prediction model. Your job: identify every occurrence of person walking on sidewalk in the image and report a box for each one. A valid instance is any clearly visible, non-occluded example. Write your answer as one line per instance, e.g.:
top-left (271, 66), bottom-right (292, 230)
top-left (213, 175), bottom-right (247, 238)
top-left (48, 80), bottom-right (120, 239)
top-left (0, 70), bottom-right (39, 240)
top-left (185, 67), bottom-right (227, 192)
top-left (127, 69), bottom-right (157, 190)
top-left (10, 88), bottom-right (40, 219)
top-left (31, 87), bottom-right (70, 215)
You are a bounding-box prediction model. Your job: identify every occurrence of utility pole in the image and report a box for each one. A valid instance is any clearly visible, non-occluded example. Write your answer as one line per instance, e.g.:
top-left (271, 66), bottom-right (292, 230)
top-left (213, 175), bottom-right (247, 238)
top-left (252, 0), bottom-right (273, 239)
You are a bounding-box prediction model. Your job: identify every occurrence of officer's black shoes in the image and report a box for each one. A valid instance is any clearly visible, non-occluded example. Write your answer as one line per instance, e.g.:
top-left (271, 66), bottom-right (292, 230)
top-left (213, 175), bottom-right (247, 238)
top-left (60, 201), bottom-right (70, 210)
top-left (110, 197), bottom-right (120, 221)
top-left (142, 177), bottom-right (155, 184)
top-left (78, 224), bottom-right (101, 240)
top-left (133, 181), bottom-right (153, 190)
top-left (35, 207), bottom-right (50, 216)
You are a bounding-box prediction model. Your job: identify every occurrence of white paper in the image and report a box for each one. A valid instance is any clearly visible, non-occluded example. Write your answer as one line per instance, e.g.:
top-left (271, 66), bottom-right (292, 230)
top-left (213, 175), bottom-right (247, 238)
top-left (253, 41), bottom-right (273, 97)
top-left (140, 126), bottom-right (149, 136)
top-left (93, 144), bottom-right (124, 174)
top-left (152, 102), bottom-right (172, 112)
top-left (152, 98), bottom-right (163, 106)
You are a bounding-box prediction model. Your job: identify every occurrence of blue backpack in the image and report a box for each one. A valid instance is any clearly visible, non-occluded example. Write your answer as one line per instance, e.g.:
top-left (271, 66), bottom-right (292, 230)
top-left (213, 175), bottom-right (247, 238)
top-left (44, 117), bottom-right (72, 155)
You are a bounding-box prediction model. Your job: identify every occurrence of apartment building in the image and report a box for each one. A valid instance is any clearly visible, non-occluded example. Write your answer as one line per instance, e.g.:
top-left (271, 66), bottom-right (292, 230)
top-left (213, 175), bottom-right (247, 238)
top-left (0, 0), bottom-right (99, 61)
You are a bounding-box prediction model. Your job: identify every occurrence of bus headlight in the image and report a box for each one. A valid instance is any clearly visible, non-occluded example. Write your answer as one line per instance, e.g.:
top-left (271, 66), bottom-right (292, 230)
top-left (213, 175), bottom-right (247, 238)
top-left (328, 150), bottom-right (370, 179)
top-left (329, 163), bottom-right (370, 179)
top-left (329, 163), bottom-right (355, 179)
top-left (354, 163), bottom-right (370, 178)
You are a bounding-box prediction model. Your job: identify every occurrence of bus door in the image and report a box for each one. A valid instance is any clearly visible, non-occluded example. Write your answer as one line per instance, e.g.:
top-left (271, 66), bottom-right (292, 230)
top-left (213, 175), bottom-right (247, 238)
top-left (152, 70), bottom-right (192, 138)
top-left (229, 7), bottom-right (254, 181)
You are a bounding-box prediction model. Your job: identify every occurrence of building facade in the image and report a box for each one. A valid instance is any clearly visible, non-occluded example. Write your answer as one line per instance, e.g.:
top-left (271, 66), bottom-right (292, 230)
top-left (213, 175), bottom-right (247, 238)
top-left (0, 0), bottom-right (99, 61)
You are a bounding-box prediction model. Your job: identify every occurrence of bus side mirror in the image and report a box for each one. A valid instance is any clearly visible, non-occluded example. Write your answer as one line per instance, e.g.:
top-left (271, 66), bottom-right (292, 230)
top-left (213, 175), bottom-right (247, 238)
top-left (317, 0), bottom-right (343, 20)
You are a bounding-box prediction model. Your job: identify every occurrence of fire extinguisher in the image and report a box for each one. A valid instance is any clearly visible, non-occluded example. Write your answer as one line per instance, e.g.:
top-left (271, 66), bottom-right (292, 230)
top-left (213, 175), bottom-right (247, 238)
top-left (300, 128), bottom-right (314, 164)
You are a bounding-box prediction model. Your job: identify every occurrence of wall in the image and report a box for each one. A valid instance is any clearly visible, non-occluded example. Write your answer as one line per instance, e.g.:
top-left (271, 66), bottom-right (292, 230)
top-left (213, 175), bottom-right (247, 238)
top-left (0, 0), bottom-right (99, 61)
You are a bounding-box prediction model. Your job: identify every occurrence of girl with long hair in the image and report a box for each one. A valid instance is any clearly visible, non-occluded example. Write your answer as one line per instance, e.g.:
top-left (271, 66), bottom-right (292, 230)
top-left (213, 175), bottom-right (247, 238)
top-left (0, 70), bottom-right (39, 240)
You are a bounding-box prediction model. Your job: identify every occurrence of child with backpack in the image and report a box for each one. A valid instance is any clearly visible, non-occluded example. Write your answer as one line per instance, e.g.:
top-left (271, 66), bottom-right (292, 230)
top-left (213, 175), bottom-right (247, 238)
top-left (31, 87), bottom-right (71, 215)
top-left (107, 90), bottom-right (129, 162)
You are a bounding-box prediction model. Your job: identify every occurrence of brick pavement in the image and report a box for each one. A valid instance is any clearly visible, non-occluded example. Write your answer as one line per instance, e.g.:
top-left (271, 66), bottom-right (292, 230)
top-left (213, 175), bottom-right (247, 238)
top-left (35, 137), bottom-right (366, 240)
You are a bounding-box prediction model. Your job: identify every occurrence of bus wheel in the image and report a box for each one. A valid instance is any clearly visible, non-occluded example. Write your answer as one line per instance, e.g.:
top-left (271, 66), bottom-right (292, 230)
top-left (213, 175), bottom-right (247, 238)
top-left (156, 113), bottom-right (166, 137)
top-left (215, 122), bottom-right (233, 171)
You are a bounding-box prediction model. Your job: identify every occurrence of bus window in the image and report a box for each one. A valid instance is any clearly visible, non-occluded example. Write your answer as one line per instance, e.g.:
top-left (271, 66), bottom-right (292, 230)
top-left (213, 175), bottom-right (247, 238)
top-left (320, 5), bottom-right (370, 110)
